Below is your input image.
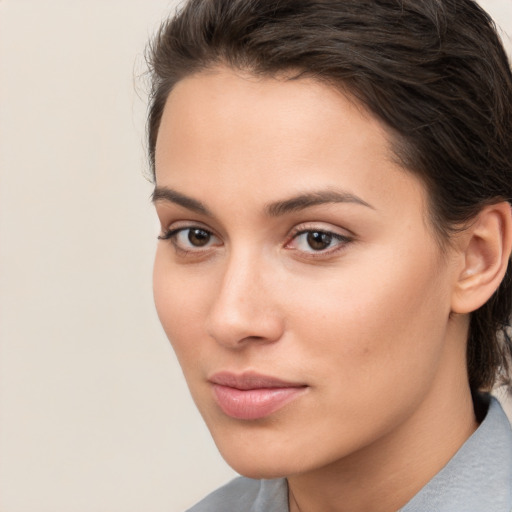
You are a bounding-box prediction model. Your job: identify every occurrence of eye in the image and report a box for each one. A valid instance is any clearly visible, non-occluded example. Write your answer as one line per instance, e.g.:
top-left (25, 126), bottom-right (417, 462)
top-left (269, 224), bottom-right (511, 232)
top-left (179, 227), bottom-right (212, 247)
top-left (158, 226), bottom-right (220, 252)
top-left (287, 228), bottom-right (352, 255)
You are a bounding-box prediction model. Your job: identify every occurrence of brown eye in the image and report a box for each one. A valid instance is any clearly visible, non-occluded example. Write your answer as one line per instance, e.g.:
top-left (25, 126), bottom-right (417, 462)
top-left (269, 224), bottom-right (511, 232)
top-left (306, 231), bottom-right (333, 251)
top-left (286, 228), bottom-right (352, 257)
top-left (188, 228), bottom-right (211, 247)
top-left (158, 226), bottom-right (220, 253)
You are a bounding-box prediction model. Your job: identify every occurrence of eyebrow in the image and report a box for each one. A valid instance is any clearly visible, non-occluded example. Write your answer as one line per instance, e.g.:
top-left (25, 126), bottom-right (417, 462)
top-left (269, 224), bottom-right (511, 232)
top-left (152, 186), bottom-right (374, 216)
top-left (265, 190), bottom-right (374, 216)
top-left (152, 186), bottom-right (212, 215)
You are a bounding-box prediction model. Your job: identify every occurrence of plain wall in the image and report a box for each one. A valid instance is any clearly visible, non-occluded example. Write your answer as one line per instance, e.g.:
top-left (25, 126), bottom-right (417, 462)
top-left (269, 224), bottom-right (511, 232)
top-left (0, 1), bottom-right (511, 511)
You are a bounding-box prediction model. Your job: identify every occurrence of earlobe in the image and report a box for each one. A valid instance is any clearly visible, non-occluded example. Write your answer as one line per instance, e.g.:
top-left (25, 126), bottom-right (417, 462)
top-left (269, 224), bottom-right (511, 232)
top-left (451, 202), bottom-right (512, 314)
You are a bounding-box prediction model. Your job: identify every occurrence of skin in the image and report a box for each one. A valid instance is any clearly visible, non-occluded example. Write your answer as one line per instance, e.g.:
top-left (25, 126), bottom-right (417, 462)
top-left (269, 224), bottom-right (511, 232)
top-left (152, 67), bottom-right (480, 512)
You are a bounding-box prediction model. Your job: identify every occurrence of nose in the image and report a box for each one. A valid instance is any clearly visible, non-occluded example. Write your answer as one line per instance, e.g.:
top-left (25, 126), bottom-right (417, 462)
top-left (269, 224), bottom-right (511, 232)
top-left (205, 251), bottom-right (284, 348)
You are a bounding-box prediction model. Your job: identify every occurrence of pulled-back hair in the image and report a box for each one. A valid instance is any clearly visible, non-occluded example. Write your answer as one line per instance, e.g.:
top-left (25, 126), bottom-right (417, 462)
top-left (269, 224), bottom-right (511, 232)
top-left (146, 0), bottom-right (512, 392)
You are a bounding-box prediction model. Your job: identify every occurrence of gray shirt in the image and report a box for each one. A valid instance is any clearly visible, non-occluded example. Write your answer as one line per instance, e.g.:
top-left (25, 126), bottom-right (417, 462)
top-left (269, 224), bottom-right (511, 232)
top-left (187, 397), bottom-right (512, 511)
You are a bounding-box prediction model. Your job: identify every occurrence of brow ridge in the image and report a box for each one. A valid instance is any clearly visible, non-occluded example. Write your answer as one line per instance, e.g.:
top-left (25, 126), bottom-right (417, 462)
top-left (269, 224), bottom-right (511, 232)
top-left (152, 187), bottom-right (373, 217)
top-left (152, 186), bottom-right (211, 215)
top-left (265, 190), bottom-right (374, 216)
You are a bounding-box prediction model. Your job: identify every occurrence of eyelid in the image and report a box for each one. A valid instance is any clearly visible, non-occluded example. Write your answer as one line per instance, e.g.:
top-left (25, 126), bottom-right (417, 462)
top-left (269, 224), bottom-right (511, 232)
top-left (158, 219), bottom-right (217, 238)
top-left (287, 221), bottom-right (354, 240)
top-left (158, 222), bottom-right (222, 257)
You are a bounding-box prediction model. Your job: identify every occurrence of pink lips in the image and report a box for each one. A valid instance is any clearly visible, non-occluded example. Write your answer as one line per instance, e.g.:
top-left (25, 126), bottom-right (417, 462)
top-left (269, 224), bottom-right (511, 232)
top-left (209, 372), bottom-right (307, 420)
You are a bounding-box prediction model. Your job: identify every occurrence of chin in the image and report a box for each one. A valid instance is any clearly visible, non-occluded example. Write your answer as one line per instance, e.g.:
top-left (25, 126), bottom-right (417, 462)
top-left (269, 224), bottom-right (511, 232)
top-left (221, 453), bottom-right (296, 480)
top-left (212, 430), bottom-right (319, 480)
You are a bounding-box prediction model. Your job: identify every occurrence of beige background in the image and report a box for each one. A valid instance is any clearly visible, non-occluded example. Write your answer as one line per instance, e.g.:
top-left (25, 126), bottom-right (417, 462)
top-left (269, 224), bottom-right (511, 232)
top-left (0, 1), bottom-right (511, 511)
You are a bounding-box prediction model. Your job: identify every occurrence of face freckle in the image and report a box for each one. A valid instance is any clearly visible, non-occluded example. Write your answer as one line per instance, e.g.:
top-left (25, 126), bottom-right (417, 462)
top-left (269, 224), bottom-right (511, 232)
top-left (152, 66), bottom-right (466, 480)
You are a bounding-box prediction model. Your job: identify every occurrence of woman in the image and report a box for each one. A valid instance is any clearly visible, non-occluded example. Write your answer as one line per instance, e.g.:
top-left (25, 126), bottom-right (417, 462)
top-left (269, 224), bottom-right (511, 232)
top-left (147, 0), bottom-right (512, 510)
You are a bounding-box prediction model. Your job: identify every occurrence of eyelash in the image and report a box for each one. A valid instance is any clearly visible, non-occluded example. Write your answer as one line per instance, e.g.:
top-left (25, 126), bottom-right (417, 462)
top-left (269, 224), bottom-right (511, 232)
top-left (285, 227), bottom-right (353, 258)
top-left (158, 226), bottom-right (219, 256)
top-left (158, 225), bottom-right (353, 259)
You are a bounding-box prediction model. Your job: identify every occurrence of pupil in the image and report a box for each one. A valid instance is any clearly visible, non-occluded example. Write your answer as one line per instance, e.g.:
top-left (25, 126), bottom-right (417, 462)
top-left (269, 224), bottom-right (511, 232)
top-left (188, 229), bottom-right (210, 247)
top-left (307, 231), bottom-right (332, 250)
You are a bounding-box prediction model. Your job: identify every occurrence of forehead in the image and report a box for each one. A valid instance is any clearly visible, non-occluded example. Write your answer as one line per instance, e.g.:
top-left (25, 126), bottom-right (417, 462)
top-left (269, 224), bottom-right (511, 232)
top-left (154, 66), bottom-right (428, 223)
top-left (156, 68), bottom-right (392, 172)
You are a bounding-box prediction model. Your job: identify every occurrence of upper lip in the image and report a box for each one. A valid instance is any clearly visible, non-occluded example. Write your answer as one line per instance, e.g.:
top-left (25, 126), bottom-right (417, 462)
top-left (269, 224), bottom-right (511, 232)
top-left (208, 371), bottom-right (306, 390)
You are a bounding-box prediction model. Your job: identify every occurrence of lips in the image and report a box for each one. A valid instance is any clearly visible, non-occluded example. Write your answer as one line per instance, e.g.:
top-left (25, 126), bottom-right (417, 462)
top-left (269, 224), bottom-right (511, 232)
top-left (209, 372), bottom-right (307, 420)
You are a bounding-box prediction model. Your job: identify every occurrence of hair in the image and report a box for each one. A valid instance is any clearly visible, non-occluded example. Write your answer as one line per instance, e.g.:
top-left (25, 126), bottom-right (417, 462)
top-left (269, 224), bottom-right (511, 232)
top-left (145, 0), bottom-right (512, 392)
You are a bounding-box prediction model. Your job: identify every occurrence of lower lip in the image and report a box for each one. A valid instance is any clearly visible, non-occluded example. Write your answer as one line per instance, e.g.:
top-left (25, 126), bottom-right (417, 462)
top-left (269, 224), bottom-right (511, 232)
top-left (211, 384), bottom-right (306, 420)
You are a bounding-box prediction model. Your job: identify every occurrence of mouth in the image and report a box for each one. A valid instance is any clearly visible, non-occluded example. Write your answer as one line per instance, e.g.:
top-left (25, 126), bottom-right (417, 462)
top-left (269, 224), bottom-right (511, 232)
top-left (208, 371), bottom-right (308, 421)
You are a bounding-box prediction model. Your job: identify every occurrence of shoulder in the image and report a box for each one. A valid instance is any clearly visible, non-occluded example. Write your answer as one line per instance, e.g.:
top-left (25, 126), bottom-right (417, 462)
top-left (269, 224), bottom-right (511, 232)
top-left (401, 396), bottom-right (512, 512)
top-left (186, 477), bottom-right (288, 512)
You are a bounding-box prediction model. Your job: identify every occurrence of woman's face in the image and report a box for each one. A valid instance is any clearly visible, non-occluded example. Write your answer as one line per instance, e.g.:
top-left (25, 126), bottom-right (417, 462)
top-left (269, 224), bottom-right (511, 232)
top-left (153, 67), bottom-right (464, 478)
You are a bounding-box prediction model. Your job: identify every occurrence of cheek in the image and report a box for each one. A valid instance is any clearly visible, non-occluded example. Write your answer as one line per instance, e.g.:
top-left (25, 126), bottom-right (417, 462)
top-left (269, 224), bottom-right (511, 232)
top-left (288, 247), bottom-right (451, 397)
top-left (153, 248), bottom-right (210, 362)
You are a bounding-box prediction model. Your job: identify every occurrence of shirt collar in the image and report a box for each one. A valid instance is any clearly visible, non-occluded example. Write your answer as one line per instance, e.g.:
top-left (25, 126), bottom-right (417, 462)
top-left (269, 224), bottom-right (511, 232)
top-left (253, 397), bottom-right (512, 512)
top-left (400, 396), bottom-right (512, 512)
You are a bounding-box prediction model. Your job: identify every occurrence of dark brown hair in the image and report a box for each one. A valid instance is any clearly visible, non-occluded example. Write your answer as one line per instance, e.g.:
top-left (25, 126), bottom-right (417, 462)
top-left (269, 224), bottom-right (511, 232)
top-left (146, 0), bottom-right (512, 391)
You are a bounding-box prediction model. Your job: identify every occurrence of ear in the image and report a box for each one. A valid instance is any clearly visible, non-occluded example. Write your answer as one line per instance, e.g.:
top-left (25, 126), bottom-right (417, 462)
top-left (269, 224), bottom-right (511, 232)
top-left (451, 202), bottom-right (512, 314)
